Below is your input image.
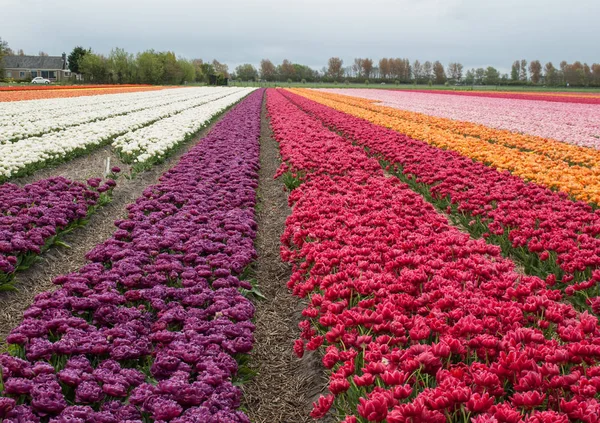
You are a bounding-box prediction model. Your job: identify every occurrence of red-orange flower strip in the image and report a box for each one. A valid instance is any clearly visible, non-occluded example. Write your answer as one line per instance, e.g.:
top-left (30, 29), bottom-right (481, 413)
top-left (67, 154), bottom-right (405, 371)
top-left (0, 84), bottom-right (154, 92)
top-left (0, 86), bottom-right (168, 102)
top-left (267, 88), bottom-right (600, 422)
top-left (281, 89), bottom-right (600, 312)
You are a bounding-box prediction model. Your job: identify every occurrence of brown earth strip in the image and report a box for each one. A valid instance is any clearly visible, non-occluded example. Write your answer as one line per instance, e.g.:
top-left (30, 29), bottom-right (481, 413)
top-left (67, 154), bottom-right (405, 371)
top-left (241, 97), bottom-right (329, 423)
top-left (0, 112), bottom-right (230, 344)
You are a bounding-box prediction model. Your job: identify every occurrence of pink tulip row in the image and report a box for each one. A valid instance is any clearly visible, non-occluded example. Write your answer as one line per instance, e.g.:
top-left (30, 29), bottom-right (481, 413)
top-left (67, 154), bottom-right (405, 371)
top-left (281, 89), bottom-right (600, 315)
top-left (319, 89), bottom-right (600, 149)
top-left (267, 87), bottom-right (600, 423)
top-left (409, 89), bottom-right (600, 105)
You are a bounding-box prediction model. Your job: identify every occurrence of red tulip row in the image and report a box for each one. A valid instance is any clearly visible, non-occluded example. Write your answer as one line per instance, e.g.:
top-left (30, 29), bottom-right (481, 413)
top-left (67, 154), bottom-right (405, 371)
top-left (267, 87), bottom-right (600, 423)
top-left (278, 89), bottom-right (600, 317)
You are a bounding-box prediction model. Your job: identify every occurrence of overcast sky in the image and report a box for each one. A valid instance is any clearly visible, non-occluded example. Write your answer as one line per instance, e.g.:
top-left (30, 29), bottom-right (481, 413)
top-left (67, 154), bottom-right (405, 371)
top-left (2, 0), bottom-right (599, 73)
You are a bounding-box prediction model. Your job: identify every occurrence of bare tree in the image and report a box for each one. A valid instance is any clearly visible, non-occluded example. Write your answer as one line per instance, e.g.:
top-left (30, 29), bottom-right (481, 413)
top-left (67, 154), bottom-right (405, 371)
top-left (447, 62), bottom-right (464, 83)
top-left (529, 60), bottom-right (542, 84)
top-left (260, 59), bottom-right (276, 81)
top-left (279, 59), bottom-right (295, 81)
top-left (38, 51), bottom-right (49, 56)
top-left (212, 59), bottom-right (229, 78)
top-left (412, 60), bottom-right (423, 84)
top-left (519, 59), bottom-right (528, 81)
top-left (327, 57), bottom-right (344, 81)
top-left (422, 61), bottom-right (433, 83)
top-left (352, 58), bottom-right (363, 78)
top-left (361, 58), bottom-right (373, 79)
top-left (379, 58), bottom-right (390, 79)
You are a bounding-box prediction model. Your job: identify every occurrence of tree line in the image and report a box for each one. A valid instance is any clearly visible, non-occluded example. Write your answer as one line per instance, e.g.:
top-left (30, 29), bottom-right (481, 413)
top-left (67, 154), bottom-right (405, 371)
top-left (1, 37), bottom-right (599, 87)
top-left (0, 39), bottom-right (230, 85)
top-left (67, 47), bottom-right (230, 85)
top-left (234, 57), bottom-right (600, 87)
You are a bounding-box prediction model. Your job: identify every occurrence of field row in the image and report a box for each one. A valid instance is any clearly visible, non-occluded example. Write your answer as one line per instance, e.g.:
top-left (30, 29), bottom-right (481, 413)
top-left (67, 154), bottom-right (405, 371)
top-left (268, 88), bottom-right (600, 422)
top-left (409, 89), bottom-right (600, 105)
top-left (323, 89), bottom-right (600, 149)
top-left (0, 87), bottom-right (255, 180)
top-left (1, 86), bottom-right (600, 422)
top-left (0, 85), bottom-right (165, 102)
top-left (286, 89), bottom-right (600, 307)
top-left (0, 90), bottom-right (264, 422)
top-left (296, 89), bottom-right (600, 204)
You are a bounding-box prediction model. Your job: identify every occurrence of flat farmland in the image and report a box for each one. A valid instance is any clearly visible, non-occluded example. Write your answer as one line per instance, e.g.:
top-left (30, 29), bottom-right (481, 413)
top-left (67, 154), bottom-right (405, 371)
top-left (1, 86), bottom-right (600, 423)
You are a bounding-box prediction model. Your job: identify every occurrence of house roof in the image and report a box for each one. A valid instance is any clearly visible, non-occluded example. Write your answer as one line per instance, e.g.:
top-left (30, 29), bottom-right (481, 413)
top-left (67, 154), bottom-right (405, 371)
top-left (3, 55), bottom-right (65, 70)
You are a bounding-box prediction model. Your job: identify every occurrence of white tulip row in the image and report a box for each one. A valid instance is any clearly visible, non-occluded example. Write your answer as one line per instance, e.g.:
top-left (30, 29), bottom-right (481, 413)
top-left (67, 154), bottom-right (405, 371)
top-left (113, 88), bottom-right (255, 164)
top-left (0, 88), bottom-right (226, 143)
top-left (0, 88), bottom-right (176, 122)
top-left (0, 87), bottom-right (249, 180)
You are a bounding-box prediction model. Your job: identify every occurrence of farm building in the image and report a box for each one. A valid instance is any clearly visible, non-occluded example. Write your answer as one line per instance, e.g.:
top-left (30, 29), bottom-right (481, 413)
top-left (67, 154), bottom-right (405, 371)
top-left (2, 53), bottom-right (72, 81)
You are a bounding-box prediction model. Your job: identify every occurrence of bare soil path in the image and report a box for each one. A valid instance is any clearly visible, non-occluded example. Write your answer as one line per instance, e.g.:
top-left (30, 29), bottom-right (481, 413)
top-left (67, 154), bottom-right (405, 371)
top-left (241, 98), bottom-right (329, 423)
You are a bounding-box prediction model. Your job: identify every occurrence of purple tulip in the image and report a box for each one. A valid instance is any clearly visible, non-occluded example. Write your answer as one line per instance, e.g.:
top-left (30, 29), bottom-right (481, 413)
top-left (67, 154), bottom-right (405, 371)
top-left (0, 90), bottom-right (263, 422)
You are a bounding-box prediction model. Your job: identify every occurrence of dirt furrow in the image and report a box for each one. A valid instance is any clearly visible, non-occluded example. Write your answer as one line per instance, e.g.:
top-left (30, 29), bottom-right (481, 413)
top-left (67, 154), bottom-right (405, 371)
top-left (241, 97), bottom-right (329, 423)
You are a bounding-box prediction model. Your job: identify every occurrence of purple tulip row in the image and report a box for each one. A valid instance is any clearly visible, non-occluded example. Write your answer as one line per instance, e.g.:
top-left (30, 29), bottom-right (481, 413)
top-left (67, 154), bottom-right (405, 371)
top-left (0, 176), bottom-right (117, 289)
top-left (0, 88), bottom-right (264, 422)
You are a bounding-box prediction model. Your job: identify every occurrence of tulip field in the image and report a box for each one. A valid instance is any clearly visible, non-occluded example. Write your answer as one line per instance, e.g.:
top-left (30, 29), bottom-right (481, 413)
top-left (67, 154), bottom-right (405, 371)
top-left (1, 86), bottom-right (600, 423)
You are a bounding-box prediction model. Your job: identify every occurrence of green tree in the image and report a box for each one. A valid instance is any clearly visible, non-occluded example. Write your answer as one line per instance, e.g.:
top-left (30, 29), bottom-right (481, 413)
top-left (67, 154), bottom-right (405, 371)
top-left (235, 63), bottom-right (258, 81)
top-left (474, 68), bottom-right (485, 84)
top-left (293, 63), bottom-right (317, 82)
top-left (591, 63), bottom-right (600, 87)
top-left (544, 62), bottom-right (558, 86)
top-left (178, 59), bottom-right (195, 83)
top-left (161, 52), bottom-right (183, 84)
top-left (192, 59), bottom-right (205, 83)
top-left (511, 60), bottom-right (520, 81)
top-left (136, 50), bottom-right (164, 84)
top-left (79, 53), bottom-right (109, 82)
top-left (68, 46), bottom-right (90, 74)
top-left (483, 66), bottom-right (500, 85)
top-left (464, 69), bottom-right (475, 85)
top-left (432, 61), bottom-right (446, 84)
top-left (200, 62), bottom-right (215, 80)
top-left (108, 47), bottom-right (133, 83)
top-left (0, 37), bottom-right (12, 77)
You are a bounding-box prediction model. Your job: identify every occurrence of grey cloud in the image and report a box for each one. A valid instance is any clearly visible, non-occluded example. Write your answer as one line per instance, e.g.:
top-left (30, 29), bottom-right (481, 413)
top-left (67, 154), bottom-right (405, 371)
top-left (3, 0), bottom-right (599, 71)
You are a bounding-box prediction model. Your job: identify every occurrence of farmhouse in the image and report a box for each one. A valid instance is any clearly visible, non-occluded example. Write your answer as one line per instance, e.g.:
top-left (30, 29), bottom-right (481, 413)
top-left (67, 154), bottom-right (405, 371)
top-left (3, 53), bottom-right (71, 81)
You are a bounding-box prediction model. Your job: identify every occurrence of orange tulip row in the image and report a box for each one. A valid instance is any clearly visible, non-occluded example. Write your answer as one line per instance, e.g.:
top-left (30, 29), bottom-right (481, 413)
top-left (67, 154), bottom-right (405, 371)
top-left (0, 86), bottom-right (169, 102)
top-left (290, 88), bottom-right (600, 205)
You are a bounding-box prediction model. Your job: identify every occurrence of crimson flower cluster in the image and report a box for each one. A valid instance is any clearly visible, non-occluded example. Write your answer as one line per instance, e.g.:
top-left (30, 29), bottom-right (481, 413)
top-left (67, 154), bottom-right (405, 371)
top-left (267, 88), bottom-right (600, 423)
top-left (279, 90), bottom-right (600, 315)
top-left (0, 176), bottom-right (116, 288)
top-left (0, 89), bottom-right (264, 422)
